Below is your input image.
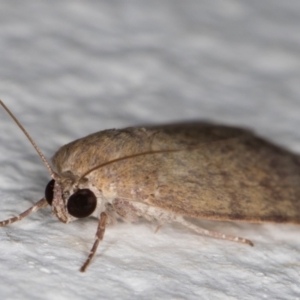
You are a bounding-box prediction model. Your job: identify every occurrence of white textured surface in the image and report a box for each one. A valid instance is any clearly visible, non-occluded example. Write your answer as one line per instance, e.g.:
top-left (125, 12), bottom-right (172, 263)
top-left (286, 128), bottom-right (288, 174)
top-left (0, 1), bottom-right (300, 299)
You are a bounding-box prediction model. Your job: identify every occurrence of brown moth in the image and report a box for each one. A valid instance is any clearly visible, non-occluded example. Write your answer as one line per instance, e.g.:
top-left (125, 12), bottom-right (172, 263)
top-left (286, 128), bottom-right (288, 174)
top-left (1, 100), bottom-right (300, 272)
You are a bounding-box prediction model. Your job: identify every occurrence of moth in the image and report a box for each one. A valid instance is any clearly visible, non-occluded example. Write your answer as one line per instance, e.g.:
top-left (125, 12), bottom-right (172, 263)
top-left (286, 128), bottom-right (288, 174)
top-left (1, 101), bottom-right (300, 272)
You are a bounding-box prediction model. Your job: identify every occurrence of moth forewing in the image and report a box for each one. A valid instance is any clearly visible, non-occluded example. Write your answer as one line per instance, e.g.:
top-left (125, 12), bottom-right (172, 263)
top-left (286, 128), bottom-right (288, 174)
top-left (2, 100), bottom-right (300, 272)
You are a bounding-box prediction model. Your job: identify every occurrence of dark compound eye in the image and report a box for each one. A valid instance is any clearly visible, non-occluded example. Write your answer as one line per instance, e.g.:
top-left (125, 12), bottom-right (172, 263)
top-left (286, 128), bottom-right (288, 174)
top-left (67, 189), bottom-right (97, 218)
top-left (45, 179), bottom-right (55, 205)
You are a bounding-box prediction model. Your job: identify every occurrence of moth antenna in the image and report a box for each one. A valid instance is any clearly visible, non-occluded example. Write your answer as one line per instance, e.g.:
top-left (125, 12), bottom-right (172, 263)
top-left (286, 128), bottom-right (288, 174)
top-left (76, 136), bottom-right (246, 185)
top-left (76, 148), bottom-right (196, 185)
top-left (0, 100), bottom-right (56, 179)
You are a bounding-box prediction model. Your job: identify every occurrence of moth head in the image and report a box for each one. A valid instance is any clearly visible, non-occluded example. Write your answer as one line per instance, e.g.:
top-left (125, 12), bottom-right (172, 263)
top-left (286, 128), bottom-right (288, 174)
top-left (45, 178), bottom-right (97, 223)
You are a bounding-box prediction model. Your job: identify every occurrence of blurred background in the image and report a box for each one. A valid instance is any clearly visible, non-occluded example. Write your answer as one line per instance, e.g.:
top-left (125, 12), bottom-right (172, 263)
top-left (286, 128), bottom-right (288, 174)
top-left (0, 1), bottom-right (300, 299)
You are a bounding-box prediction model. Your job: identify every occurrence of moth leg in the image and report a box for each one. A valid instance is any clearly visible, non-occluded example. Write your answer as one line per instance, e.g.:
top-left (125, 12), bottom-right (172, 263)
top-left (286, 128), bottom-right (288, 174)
top-left (177, 217), bottom-right (254, 246)
top-left (154, 224), bottom-right (163, 233)
top-left (80, 212), bottom-right (107, 272)
top-left (0, 198), bottom-right (48, 227)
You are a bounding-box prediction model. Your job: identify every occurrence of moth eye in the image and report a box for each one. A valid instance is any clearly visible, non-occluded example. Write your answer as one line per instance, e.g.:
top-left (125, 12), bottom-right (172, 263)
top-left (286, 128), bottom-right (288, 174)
top-left (67, 189), bottom-right (97, 218)
top-left (45, 179), bottom-right (55, 205)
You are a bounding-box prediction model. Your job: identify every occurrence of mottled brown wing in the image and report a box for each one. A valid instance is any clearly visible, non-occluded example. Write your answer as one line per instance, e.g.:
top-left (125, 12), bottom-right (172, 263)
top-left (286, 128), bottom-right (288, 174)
top-left (52, 123), bottom-right (300, 223)
top-left (147, 134), bottom-right (300, 223)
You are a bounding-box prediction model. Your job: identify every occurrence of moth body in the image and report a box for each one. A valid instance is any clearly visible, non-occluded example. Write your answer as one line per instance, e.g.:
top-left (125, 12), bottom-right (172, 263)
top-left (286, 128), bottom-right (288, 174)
top-left (1, 100), bottom-right (300, 272)
top-left (52, 124), bottom-right (300, 226)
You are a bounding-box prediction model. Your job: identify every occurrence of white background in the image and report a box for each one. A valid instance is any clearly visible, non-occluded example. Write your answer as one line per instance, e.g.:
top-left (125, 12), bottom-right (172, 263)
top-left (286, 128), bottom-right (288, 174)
top-left (0, 1), bottom-right (300, 299)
